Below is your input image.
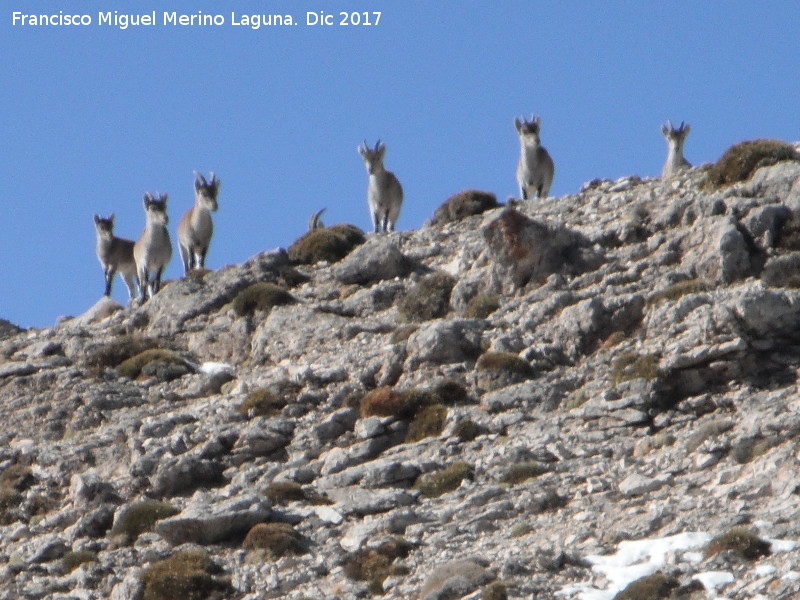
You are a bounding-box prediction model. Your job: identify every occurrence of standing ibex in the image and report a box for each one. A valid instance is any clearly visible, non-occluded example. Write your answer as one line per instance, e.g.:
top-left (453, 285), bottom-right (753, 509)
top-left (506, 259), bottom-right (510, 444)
top-left (177, 171), bottom-right (220, 274)
top-left (515, 115), bottom-right (555, 200)
top-left (133, 193), bottom-right (172, 302)
top-left (358, 140), bottom-right (403, 233)
top-left (661, 120), bottom-right (691, 177)
top-left (93, 214), bottom-right (138, 300)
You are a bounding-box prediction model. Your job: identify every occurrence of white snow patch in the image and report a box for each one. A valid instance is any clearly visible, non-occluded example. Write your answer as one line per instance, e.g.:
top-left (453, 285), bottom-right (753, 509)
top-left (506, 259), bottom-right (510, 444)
top-left (200, 361), bottom-right (233, 376)
top-left (684, 551), bottom-right (705, 563)
top-left (559, 532), bottom-right (712, 600)
top-left (755, 564), bottom-right (777, 576)
top-left (694, 570), bottom-right (734, 591)
top-left (769, 538), bottom-right (799, 553)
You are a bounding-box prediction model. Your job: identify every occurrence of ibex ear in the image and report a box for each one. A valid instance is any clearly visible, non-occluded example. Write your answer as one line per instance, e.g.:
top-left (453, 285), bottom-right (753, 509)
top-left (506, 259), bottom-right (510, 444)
top-left (109, 213), bottom-right (115, 223)
top-left (683, 124), bottom-right (691, 135)
top-left (143, 192), bottom-right (153, 206)
top-left (514, 118), bottom-right (522, 131)
top-left (94, 214), bottom-right (101, 224)
top-left (661, 124), bottom-right (669, 135)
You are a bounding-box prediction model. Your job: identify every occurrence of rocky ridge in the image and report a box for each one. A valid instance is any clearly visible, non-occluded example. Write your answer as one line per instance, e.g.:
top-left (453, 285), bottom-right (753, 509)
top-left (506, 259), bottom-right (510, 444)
top-left (2, 161), bottom-right (800, 599)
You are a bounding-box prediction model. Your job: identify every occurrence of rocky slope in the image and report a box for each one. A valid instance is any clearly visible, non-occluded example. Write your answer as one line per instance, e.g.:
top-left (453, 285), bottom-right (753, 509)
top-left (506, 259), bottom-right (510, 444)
top-left (3, 159), bottom-right (800, 600)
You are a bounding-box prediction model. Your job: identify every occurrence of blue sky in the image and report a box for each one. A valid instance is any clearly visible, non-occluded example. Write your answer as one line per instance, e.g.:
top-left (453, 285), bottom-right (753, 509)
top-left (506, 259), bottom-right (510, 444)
top-left (2, 1), bottom-right (799, 328)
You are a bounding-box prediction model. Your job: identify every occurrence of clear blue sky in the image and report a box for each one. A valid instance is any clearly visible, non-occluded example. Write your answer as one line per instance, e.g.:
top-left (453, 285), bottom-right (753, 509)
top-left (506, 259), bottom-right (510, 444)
top-left (3, 1), bottom-right (799, 328)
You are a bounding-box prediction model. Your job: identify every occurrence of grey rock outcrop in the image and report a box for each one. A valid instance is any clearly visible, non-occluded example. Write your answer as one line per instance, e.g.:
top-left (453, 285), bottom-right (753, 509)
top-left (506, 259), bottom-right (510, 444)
top-left (2, 162), bottom-right (800, 599)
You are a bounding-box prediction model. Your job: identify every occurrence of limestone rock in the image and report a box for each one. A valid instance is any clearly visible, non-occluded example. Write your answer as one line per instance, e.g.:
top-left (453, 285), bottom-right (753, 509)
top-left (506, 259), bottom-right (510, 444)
top-left (333, 236), bottom-right (413, 284)
top-left (482, 207), bottom-right (602, 289)
top-left (154, 493), bottom-right (271, 545)
top-left (4, 163), bottom-right (800, 600)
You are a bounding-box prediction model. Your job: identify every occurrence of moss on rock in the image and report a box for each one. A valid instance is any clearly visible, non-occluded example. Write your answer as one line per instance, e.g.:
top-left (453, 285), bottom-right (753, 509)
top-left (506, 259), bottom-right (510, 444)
top-left (142, 549), bottom-right (230, 600)
top-left (110, 500), bottom-right (180, 544)
top-left (705, 527), bottom-right (771, 560)
top-left (397, 272), bottom-right (456, 322)
top-left (288, 224), bottom-right (366, 264)
top-left (231, 282), bottom-right (296, 317)
top-left (414, 462), bottom-right (474, 498)
top-left (705, 139), bottom-right (799, 188)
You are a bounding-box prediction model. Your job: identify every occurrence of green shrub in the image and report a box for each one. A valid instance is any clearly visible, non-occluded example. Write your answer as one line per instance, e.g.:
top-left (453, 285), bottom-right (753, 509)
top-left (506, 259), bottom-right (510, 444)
top-left (432, 190), bottom-right (499, 224)
top-left (0, 487), bottom-right (22, 525)
top-left (343, 536), bottom-right (414, 592)
top-left (431, 378), bottom-right (470, 405)
top-left (510, 522), bottom-right (535, 538)
top-left (83, 335), bottom-right (164, 372)
top-left (390, 324), bottom-right (418, 344)
top-left (475, 352), bottom-right (536, 391)
top-left (361, 386), bottom-right (455, 444)
top-left (116, 349), bottom-right (192, 380)
top-left (238, 380), bottom-right (300, 417)
top-left (406, 404), bottom-right (447, 443)
top-left (776, 211), bottom-right (800, 250)
top-left (705, 139), bottom-right (799, 188)
top-left (684, 419), bottom-right (734, 453)
top-left (731, 437), bottom-right (780, 464)
top-left (62, 550), bottom-right (98, 573)
top-left (476, 352), bottom-right (535, 377)
top-left (481, 582), bottom-right (508, 600)
top-left (360, 387), bottom-right (410, 419)
top-left (500, 462), bottom-right (550, 485)
top-left (463, 293), bottom-right (501, 319)
top-left (564, 389), bottom-right (589, 410)
top-left (361, 385), bottom-right (450, 420)
top-left (414, 462), bottom-right (474, 498)
top-left (287, 224), bottom-right (366, 264)
top-left (265, 481), bottom-right (306, 504)
top-left (647, 279), bottom-right (707, 305)
top-left (232, 282), bottom-right (295, 317)
top-left (704, 527), bottom-right (771, 560)
top-left (599, 331), bottom-right (628, 350)
top-left (397, 272), bottom-right (457, 322)
top-left (185, 268), bottom-right (212, 280)
top-left (454, 419), bottom-right (482, 442)
top-left (612, 572), bottom-right (680, 600)
top-left (242, 522), bottom-right (305, 560)
top-left (402, 388), bottom-right (438, 412)
top-left (142, 549), bottom-right (230, 600)
top-left (611, 353), bottom-right (661, 386)
top-left (0, 463), bottom-right (34, 491)
top-left (110, 500), bottom-right (180, 544)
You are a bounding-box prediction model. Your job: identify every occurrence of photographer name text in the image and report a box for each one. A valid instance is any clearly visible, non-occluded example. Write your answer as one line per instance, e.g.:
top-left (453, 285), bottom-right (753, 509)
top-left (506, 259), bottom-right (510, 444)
top-left (11, 10), bottom-right (382, 30)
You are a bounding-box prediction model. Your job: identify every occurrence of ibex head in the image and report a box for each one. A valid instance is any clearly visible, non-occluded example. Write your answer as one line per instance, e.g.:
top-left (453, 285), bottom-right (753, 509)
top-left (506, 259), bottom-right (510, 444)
top-left (515, 115), bottom-right (543, 145)
top-left (661, 120), bottom-right (690, 139)
top-left (143, 192), bottom-right (169, 225)
top-left (94, 213), bottom-right (115, 237)
top-left (358, 139), bottom-right (387, 174)
top-left (193, 171), bottom-right (220, 211)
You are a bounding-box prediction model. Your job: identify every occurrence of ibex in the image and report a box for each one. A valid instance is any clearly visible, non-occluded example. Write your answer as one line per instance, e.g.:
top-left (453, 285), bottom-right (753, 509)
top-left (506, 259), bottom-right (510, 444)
top-left (177, 171), bottom-right (220, 274)
top-left (93, 214), bottom-right (138, 300)
top-left (515, 115), bottom-right (555, 200)
top-left (308, 208), bottom-right (326, 232)
top-left (358, 140), bottom-right (403, 233)
top-left (661, 120), bottom-right (691, 177)
top-left (133, 193), bottom-right (172, 302)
